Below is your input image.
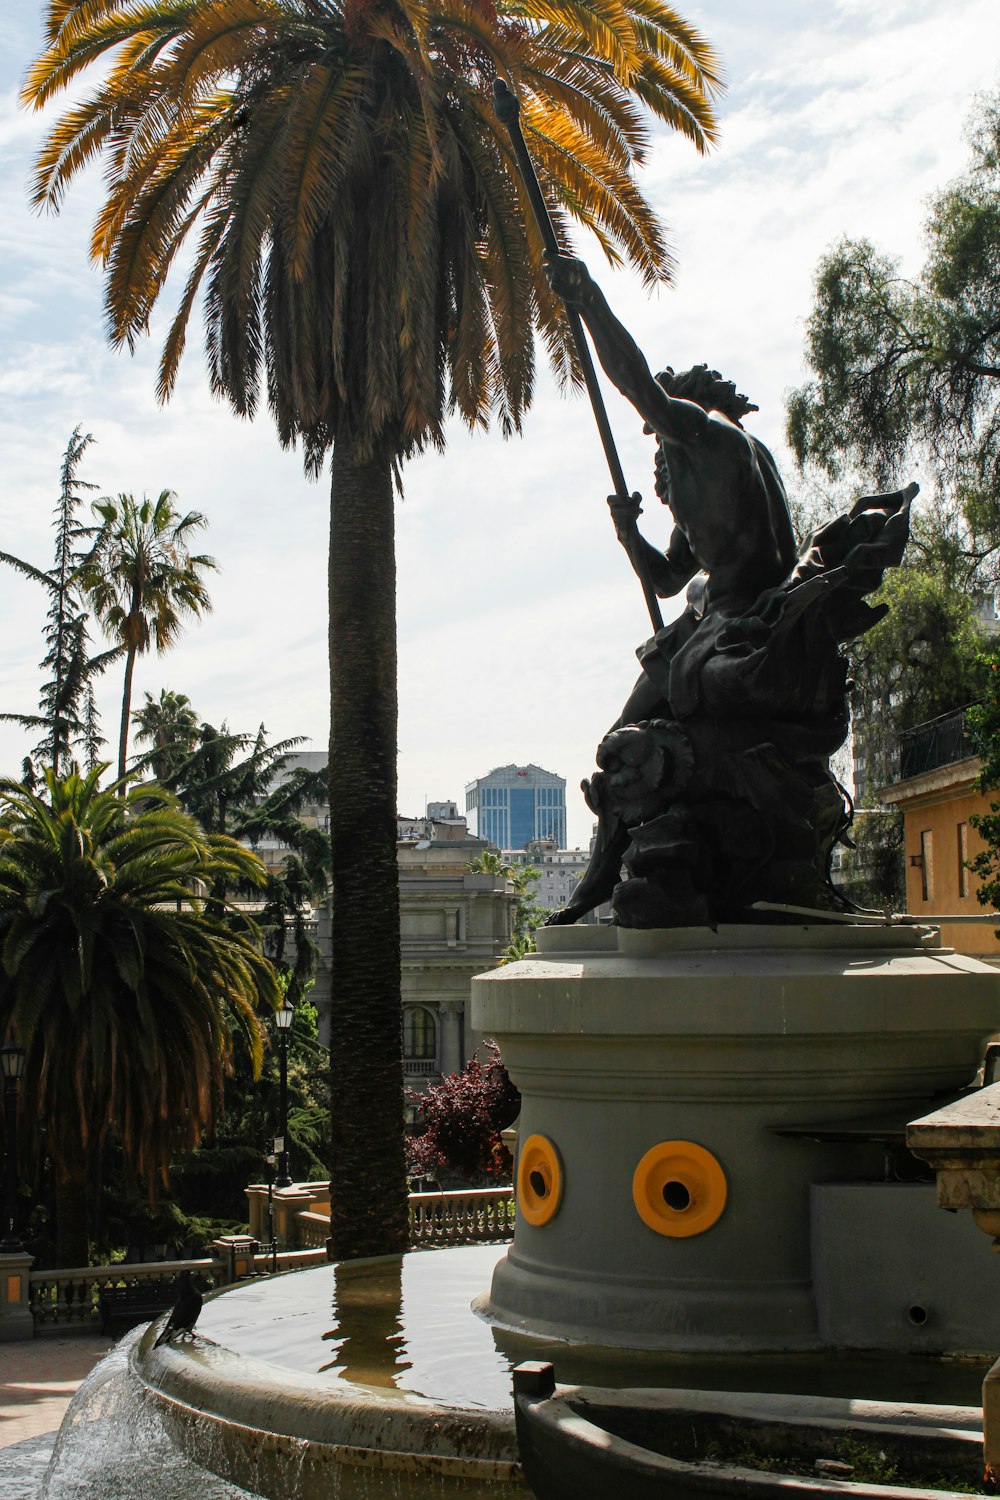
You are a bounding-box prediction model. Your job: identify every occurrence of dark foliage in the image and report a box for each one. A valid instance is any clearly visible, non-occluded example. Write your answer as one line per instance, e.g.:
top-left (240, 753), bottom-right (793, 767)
top-left (407, 1042), bottom-right (520, 1183)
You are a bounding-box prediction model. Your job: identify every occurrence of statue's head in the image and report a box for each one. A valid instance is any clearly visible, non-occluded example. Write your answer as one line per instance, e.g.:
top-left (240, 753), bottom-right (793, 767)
top-left (654, 364), bottom-right (758, 425)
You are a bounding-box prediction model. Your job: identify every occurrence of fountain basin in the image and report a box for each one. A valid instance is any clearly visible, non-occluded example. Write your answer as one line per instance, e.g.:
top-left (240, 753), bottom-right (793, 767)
top-left (136, 1335), bottom-right (523, 1499)
top-left (512, 1368), bottom-right (985, 1500)
top-left (129, 1243), bottom-right (994, 1500)
top-left (132, 1245), bottom-right (527, 1499)
top-left (126, 922), bottom-right (1000, 1496)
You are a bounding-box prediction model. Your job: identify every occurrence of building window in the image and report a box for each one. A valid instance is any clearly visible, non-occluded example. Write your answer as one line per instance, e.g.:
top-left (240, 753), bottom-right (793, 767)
top-left (403, 1006), bottom-right (437, 1061)
top-left (920, 829), bottom-right (934, 903)
top-left (957, 822), bottom-right (969, 899)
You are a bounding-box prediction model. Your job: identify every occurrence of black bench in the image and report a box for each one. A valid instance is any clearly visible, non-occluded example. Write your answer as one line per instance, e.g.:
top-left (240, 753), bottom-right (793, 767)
top-left (98, 1280), bottom-right (178, 1337)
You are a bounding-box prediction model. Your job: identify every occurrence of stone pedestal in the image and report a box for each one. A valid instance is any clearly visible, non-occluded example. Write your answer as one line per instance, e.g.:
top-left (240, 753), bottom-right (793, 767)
top-left (0, 1251), bottom-right (34, 1341)
top-left (471, 923), bottom-right (1000, 1352)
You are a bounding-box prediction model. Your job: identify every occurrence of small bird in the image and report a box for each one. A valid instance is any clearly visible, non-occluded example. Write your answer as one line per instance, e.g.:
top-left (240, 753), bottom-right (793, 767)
top-left (153, 1270), bottom-right (202, 1347)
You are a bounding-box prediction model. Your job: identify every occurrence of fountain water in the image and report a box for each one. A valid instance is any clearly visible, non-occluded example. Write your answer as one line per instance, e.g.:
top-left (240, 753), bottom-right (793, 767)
top-left (36, 1328), bottom-right (254, 1500)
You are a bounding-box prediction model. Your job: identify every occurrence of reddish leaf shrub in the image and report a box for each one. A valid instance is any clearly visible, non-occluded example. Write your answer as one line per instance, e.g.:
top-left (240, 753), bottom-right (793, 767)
top-left (407, 1041), bottom-right (520, 1183)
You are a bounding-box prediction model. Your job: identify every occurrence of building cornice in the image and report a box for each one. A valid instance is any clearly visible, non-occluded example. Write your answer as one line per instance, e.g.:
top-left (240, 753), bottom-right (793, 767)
top-left (879, 756), bottom-right (981, 807)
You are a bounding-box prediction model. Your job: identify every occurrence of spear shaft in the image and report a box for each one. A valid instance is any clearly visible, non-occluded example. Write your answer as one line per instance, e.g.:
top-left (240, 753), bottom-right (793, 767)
top-left (493, 78), bottom-right (663, 632)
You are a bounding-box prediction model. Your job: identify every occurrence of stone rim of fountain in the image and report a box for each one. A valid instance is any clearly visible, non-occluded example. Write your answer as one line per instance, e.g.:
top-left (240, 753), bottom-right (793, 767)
top-left (132, 1316), bottom-right (523, 1499)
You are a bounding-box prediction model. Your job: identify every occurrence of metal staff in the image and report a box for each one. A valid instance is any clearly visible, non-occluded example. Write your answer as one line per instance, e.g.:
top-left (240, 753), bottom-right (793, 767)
top-left (493, 77), bottom-right (663, 633)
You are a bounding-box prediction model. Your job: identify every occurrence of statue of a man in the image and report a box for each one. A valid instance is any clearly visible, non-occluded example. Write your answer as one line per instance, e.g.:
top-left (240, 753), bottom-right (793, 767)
top-left (544, 254), bottom-right (915, 927)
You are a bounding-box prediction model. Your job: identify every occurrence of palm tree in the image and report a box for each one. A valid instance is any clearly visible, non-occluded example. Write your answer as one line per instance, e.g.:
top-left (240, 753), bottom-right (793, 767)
top-left (24, 0), bottom-right (721, 1257)
top-left (79, 493), bottom-right (216, 783)
top-left (132, 689), bottom-right (200, 783)
top-left (0, 765), bottom-right (279, 1267)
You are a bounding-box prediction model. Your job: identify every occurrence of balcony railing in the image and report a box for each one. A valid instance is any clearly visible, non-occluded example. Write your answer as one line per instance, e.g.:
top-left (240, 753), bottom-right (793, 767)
top-left (404, 1058), bottom-right (439, 1077)
top-left (899, 707), bottom-right (977, 780)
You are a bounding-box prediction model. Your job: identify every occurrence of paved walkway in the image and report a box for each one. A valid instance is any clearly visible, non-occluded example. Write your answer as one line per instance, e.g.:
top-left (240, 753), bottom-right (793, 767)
top-left (0, 1335), bottom-right (113, 1449)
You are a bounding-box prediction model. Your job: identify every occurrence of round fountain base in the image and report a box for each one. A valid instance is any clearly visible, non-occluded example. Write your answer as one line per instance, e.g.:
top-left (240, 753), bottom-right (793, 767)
top-left (473, 923), bottom-right (1000, 1351)
top-left (130, 1244), bottom-right (993, 1500)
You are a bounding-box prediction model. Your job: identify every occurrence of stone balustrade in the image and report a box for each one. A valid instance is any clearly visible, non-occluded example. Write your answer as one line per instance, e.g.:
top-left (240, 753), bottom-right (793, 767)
top-left (28, 1256), bottom-right (218, 1331)
top-left (296, 1211), bottom-right (331, 1250)
top-left (245, 1179), bottom-right (330, 1244)
top-left (409, 1187), bottom-right (514, 1246)
top-left (7, 1187), bottom-right (514, 1338)
top-left (245, 1182), bottom-right (515, 1251)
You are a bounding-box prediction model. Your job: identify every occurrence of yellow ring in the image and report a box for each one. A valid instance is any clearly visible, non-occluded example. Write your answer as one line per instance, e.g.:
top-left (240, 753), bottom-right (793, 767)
top-left (517, 1134), bottom-right (563, 1226)
top-left (632, 1140), bottom-right (727, 1238)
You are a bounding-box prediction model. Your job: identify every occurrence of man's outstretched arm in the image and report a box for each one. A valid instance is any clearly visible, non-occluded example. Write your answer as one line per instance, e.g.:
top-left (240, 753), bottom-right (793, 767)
top-left (546, 254), bottom-right (705, 447)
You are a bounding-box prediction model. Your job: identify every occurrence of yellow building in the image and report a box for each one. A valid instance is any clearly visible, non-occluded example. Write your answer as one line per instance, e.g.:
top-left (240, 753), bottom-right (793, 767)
top-left (880, 708), bottom-right (1000, 960)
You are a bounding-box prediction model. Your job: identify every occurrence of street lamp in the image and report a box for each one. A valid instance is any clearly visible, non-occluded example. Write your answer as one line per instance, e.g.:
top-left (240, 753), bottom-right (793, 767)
top-left (274, 1002), bottom-right (294, 1189)
top-left (1, 1039), bottom-right (26, 1253)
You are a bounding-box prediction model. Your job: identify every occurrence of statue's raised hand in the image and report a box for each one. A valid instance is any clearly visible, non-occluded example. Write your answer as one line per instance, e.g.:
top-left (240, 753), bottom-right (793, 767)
top-left (544, 251), bottom-right (594, 311)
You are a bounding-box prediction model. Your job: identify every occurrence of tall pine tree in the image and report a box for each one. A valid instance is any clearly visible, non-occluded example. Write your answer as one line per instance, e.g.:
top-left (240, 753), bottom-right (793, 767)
top-left (0, 430), bottom-right (118, 774)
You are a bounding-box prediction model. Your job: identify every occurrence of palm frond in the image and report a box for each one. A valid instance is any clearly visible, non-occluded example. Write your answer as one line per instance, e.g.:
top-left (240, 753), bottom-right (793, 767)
top-left (26, 0), bottom-right (721, 459)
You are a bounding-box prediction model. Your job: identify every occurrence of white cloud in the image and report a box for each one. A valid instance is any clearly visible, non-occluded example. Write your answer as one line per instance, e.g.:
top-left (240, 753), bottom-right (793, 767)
top-left (0, 0), bottom-right (998, 844)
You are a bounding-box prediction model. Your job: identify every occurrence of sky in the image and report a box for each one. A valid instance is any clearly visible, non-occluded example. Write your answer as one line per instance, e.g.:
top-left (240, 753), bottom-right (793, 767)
top-left (0, 2), bottom-right (998, 849)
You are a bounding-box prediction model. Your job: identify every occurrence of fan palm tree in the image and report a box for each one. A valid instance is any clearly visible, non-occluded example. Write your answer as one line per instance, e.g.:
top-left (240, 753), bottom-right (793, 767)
top-left (0, 765), bottom-right (279, 1267)
top-left (132, 688), bottom-right (201, 783)
top-left (23, 0), bottom-right (722, 1256)
top-left (79, 492), bottom-right (216, 784)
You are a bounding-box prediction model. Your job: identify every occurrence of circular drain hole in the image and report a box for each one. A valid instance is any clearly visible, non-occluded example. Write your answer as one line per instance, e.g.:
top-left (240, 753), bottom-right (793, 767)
top-left (529, 1170), bottom-right (548, 1198)
top-left (662, 1180), bottom-right (691, 1212)
top-left (908, 1304), bottom-right (928, 1327)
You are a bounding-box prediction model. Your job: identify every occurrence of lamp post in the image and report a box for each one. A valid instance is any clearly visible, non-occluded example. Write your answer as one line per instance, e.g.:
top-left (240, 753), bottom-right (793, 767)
top-left (1, 1040), bottom-right (26, 1253)
top-left (274, 1002), bottom-right (294, 1189)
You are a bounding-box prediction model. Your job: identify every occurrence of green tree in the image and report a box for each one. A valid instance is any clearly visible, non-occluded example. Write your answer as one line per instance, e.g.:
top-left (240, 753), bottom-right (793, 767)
top-left (0, 429), bottom-right (116, 775)
top-left (168, 984), bottom-right (332, 1235)
top-left (834, 808), bottom-right (905, 915)
top-left (967, 644), bottom-right (1000, 923)
top-left (79, 493), bottom-right (216, 783)
top-left (24, 0), bottom-right (721, 1257)
top-left (0, 766), bottom-right (279, 1266)
top-left (826, 563), bottom-right (988, 912)
top-left (132, 689), bottom-right (200, 783)
top-left (137, 705), bottom-right (330, 909)
top-left (159, 720), bottom-right (309, 838)
top-left (786, 88), bottom-right (1000, 576)
top-left (785, 91), bottom-right (1000, 860)
top-left (849, 568), bottom-right (989, 796)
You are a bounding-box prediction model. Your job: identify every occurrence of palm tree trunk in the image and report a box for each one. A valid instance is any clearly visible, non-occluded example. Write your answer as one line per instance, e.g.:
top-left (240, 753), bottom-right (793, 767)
top-left (54, 1159), bottom-right (90, 1268)
top-left (118, 644), bottom-right (137, 784)
top-left (327, 434), bottom-right (408, 1259)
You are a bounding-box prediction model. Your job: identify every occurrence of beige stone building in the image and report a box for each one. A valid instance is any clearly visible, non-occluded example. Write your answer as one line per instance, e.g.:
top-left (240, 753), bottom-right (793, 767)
top-left (296, 807), bottom-right (516, 1082)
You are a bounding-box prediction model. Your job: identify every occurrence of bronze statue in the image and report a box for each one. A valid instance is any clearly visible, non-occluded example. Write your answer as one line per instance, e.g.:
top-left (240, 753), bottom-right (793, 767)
top-left (544, 254), bottom-right (916, 928)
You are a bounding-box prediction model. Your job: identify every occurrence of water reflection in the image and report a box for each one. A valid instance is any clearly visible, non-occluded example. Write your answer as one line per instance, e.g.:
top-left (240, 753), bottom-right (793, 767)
top-left (194, 1243), bottom-right (991, 1413)
top-left (320, 1257), bottom-right (409, 1385)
